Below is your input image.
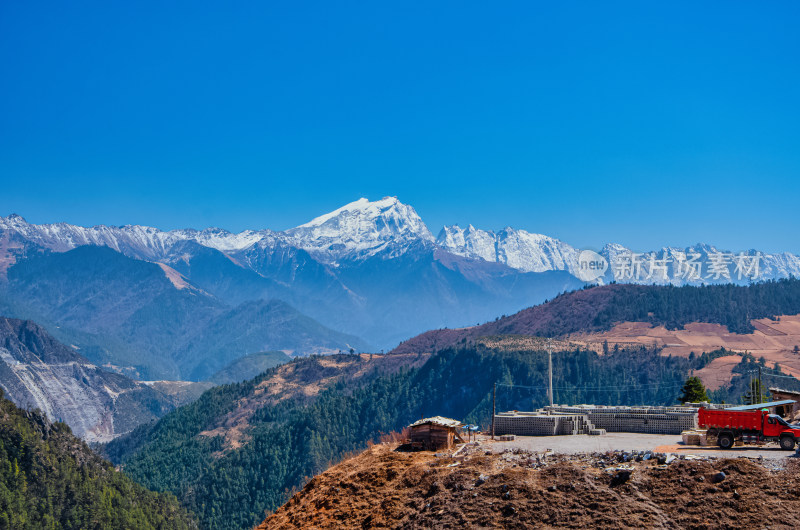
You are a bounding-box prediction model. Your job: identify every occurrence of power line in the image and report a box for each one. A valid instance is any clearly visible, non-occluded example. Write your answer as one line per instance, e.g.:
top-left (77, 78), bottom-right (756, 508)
top-left (497, 380), bottom-right (688, 392)
top-left (740, 371), bottom-right (800, 381)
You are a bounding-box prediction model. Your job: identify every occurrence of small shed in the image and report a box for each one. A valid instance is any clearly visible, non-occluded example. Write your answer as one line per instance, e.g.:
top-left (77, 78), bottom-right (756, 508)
top-left (408, 416), bottom-right (464, 450)
top-left (768, 388), bottom-right (800, 419)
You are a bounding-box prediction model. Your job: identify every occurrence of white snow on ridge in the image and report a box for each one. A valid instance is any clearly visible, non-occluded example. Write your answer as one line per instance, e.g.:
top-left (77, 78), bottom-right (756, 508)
top-left (296, 198), bottom-right (376, 228)
top-left (438, 225), bottom-right (497, 263)
top-left (2, 198), bottom-right (799, 283)
top-left (594, 244), bottom-right (800, 286)
top-left (0, 198), bottom-right (436, 264)
top-left (286, 197), bottom-right (435, 261)
top-left (497, 228), bottom-right (580, 273)
top-left (0, 215), bottom-right (179, 257)
top-left (438, 225), bottom-right (580, 274)
top-left (179, 228), bottom-right (271, 252)
top-left (0, 214), bottom-right (271, 259)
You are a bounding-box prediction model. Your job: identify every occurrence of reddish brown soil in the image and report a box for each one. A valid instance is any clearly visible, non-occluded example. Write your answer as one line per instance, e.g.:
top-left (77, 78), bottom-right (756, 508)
top-left (155, 262), bottom-right (192, 290)
top-left (570, 315), bottom-right (800, 389)
top-left (259, 444), bottom-right (800, 529)
top-left (199, 353), bottom-right (429, 451)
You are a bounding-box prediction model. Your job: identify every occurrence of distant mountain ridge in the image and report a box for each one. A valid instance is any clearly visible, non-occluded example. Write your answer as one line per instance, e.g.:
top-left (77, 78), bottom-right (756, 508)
top-left (0, 197), bottom-right (433, 264)
top-left (2, 197), bottom-right (798, 351)
top-left (0, 199), bottom-right (585, 349)
top-left (0, 246), bottom-right (369, 380)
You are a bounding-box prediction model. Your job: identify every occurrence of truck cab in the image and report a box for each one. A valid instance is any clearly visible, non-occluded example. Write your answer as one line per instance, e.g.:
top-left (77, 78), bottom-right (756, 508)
top-left (763, 414), bottom-right (800, 440)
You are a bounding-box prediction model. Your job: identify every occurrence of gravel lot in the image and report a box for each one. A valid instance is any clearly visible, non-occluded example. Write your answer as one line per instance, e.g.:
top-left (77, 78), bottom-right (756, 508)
top-left (484, 432), bottom-right (800, 460)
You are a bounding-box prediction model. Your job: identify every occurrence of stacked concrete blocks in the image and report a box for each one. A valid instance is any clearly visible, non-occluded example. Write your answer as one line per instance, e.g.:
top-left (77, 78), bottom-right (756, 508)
top-left (544, 405), bottom-right (698, 435)
top-left (494, 412), bottom-right (599, 437)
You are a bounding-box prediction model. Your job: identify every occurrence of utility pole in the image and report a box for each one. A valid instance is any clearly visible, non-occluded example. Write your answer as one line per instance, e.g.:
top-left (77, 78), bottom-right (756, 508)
top-left (547, 338), bottom-right (554, 407)
top-left (758, 365), bottom-right (763, 404)
top-left (491, 383), bottom-right (496, 440)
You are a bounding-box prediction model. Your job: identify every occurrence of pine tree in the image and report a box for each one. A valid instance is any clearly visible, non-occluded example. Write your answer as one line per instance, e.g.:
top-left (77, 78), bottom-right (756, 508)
top-left (678, 376), bottom-right (709, 403)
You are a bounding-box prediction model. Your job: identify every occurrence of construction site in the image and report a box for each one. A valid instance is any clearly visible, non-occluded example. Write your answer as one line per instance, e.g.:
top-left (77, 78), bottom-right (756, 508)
top-left (493, 405), bottom-right (699, 437)
top-left (483, 340), bottom-right (800, 452)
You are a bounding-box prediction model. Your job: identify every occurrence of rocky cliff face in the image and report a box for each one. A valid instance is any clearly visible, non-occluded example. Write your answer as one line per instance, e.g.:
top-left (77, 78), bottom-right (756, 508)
top-left (0, 317), bottom-right (172, 442)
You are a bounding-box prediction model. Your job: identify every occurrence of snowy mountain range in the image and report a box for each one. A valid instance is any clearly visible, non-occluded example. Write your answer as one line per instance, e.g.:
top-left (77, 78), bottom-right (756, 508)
top-left (3, 196), bottom-right (798, 282)
top-left (0, 197), bottom-right (433, 265)
top-left (439, 226), bottom-right (800, 285)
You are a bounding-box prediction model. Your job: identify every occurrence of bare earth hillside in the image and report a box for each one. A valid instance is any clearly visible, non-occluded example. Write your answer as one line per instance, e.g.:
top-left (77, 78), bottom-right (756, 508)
top-left (260, 443), bottom-right (800, 529)
top-left (570, 315), bottom-right (800, 390)
top-left (198, 353), bottom-right (429, 451)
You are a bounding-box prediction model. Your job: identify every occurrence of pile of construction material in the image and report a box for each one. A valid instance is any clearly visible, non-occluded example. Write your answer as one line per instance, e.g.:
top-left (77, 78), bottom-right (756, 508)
top-left (543, 405), bottom-right (698, 435)
top-left (681, 429), bottom-right (712, 446)
top-left (494, 411), bottom-right (606, 436)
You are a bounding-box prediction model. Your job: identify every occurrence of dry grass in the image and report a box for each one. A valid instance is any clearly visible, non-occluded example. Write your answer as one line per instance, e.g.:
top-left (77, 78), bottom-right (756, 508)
top-left (260, 443), bottom-right (800, 529)
top-left (570, 314), bottom-right (800, 389)
top-left (198, 353), bottom-right (429, 453)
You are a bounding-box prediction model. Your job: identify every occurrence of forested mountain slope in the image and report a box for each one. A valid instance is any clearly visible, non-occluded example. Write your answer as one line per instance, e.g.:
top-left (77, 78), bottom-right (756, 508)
top-left (0, 390), bottom-right (195, 529)
top-left (0, 246), bottom-right (368, 380)
top-left (393, 279), bottom-right (800, 353)
top-left (106, 344), bottom-right (708, 529)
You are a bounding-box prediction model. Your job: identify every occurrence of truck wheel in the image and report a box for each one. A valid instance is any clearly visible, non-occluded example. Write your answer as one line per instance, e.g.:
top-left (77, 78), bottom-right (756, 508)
top-left (780, 436), bottom-right (796, 451)
top-left (718, 433), bottom-right (734, 449)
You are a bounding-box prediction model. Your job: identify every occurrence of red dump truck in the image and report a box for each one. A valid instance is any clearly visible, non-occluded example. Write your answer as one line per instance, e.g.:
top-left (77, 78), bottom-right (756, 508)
top-left (698, 408), bottom-right (800, 450)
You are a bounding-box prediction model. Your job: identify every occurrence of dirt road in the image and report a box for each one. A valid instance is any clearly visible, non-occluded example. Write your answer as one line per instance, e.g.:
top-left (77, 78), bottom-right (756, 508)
top-left (487, 432), bottom-right (797, 460)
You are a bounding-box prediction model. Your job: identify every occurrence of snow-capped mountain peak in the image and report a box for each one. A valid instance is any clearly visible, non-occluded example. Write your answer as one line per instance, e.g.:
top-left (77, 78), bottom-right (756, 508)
top-left (286, 197), bottom-right (434, 261)
top-left (297, 197), bottom-right (392, 228)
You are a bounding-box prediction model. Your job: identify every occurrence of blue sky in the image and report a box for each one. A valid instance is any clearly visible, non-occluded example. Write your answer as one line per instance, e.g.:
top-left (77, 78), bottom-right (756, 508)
top-left (1, 2), bottom-right (798, 253)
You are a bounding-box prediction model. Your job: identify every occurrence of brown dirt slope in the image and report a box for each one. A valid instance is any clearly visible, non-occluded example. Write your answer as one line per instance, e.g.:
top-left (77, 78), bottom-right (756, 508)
top-left (569, 315), bottom-right (800, 390)
top-left (199, 353), bottom-right (429, 451)
top-left (260, 444), bottom-right (800, 529)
